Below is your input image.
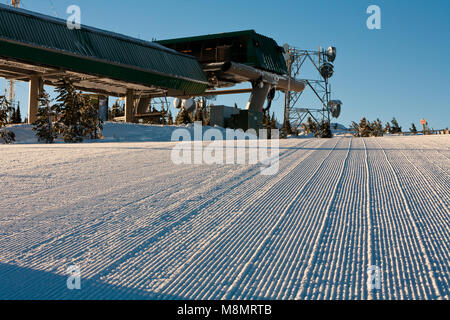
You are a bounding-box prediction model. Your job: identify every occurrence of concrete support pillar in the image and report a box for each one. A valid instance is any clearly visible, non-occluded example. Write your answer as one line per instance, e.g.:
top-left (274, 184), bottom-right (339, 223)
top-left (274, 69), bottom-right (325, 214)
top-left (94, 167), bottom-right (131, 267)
top-left (28, 76), bottom-right (42, 124)
top-left (246, 81), bottom-right (272, 112)
top-left (125, 89), bottom-right (135, 123)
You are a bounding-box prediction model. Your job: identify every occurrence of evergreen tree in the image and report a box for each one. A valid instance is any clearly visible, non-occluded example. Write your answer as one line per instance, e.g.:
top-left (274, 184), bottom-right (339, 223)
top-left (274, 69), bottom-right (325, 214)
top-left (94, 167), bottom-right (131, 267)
top-left (350, 121), bottom-right (360, 137)
top-left (175, 108), bottom-right (192, 125)
top-left (111, 101), bottom-right (124, 118)
top-left (319, 120), bottom-right (333, 138)
top-left (385, 122), bottom-right (391, 134)
top-left (167, 110), bottom-right (174, 125)
top-left (390, 117), bottom-right (402, 134)
top-left (305, 117), bottom-right (317, 135)
top-left (263, 111), bottom-right (271, 139)
top-left (376, 119), bottom-right (384, 137)
top-left (281, 119), bottom-right (292, 138)
top-left (33, 92), bottom-right (58, 143)
top-left (264, 111), bottom-right (270, 128)
top-left (301, 122), bottom-right (308, 134)
top-left (0, 95), bottom-right (8, 128)
top-left (203, 106), bottom-right (210, 126)
top-left (359, 118), bottom-right (371, 137)
top-left (54, 79), bottom-right (84, 143)
top-left (194, 105), bottom-right (204, 123)
top-left (0, 98), bottom-right (6, 127)
top-left (0, 95), bottom-right (15, 144)
top-left (0, 129), bottom-right (15, 144)
top-left (369, 118), bottom-right (384, 137)
top-left (80, 95), bottom-right (103, 140)
top-left (11, 107), bottom-right (16, 124)
top-left (14, 104), bottom-right (22, 123)
top-left (271, 112), bottom-right (277, 129)
top-left (410, 123), bottom-right (418, 135)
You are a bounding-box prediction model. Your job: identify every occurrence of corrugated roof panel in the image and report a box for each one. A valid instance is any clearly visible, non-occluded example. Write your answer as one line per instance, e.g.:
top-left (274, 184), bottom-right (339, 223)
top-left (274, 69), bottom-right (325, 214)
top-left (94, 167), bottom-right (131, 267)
top-left (157, 30), bottom-right (288, 75)
top-left (0, 5), bottom-right (208, 94)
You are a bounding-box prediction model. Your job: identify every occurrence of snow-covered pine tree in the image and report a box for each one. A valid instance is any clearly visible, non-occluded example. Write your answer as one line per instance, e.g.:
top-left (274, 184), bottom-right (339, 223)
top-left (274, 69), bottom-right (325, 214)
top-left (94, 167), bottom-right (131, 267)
top-left (350, 121), bottom-right (360, 137)
top-left (0, 97), bottom-right (6, 127)
top-left (80, 95), bottom-right (103, 140)
top-left (0, 95), bottom-right (15, 144)
top-left (33, 91), bottom-right (58, 143)
top-left (54, 79), bottom-right (84, 143)
top-left (410, 123), bottom-right (418, 135)
top-left (359, 117), bottom-right (371, 137)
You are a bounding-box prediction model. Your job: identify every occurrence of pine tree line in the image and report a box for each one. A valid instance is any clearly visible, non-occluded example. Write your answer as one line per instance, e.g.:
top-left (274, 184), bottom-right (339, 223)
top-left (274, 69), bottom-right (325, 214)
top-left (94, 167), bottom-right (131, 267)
top-left (262, 111), bottom-right (278, 139)
top-left (350, 117), bottom-right (401, 137)
top-left (33, 80), bottom-right (103, 143)
top-left (9, 104), bottom-right (22, 124)
top-left (301, 117), bottom-right (333, 138)
top-left (175, 100), bottom-right (210, 126)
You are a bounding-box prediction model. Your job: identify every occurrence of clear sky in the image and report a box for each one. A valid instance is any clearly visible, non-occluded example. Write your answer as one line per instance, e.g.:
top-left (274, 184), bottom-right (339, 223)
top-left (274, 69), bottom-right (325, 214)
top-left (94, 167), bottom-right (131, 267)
top-left (3, 0), bottom-right (450, 129)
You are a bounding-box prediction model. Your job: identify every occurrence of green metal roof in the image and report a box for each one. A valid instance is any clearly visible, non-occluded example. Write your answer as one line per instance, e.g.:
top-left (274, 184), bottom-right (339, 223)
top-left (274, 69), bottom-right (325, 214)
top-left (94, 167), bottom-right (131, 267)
top-left (157, 30), bottom-right (259, 45)
top-left (0, 4), bottom-right (208, 94)
top-left (157, 30), bottom-right (288, 75)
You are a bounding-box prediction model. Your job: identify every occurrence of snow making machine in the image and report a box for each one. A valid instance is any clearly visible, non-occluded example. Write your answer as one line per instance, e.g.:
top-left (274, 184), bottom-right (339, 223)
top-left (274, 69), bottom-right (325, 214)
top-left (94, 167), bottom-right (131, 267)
top-left (157, 30), bottom-right (306, 130)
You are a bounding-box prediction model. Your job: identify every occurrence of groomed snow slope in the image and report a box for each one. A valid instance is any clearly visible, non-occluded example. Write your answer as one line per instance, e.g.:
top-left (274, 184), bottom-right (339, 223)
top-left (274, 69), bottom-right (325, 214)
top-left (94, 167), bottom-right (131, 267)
top-left (0, 135), bottom-right (448, 300)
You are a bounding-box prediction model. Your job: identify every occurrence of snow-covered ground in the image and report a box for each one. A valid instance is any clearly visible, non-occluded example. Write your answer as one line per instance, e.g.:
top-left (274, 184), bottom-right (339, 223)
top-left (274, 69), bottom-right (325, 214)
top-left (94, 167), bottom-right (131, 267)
top-left (0, 132), bottom-right (449, 300)
top-left (5, 122), bottom-right (232, 144)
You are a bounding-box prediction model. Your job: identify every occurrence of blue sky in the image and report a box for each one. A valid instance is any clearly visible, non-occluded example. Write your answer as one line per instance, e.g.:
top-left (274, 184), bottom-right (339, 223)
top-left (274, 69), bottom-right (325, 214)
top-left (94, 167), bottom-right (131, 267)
top-left (3, 0), bottom-right (450, 129)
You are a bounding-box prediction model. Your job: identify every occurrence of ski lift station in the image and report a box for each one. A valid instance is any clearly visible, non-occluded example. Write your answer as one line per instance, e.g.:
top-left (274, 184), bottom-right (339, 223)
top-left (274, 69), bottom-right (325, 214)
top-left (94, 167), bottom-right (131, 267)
top-left (0, 4), bottom-right (340, 130)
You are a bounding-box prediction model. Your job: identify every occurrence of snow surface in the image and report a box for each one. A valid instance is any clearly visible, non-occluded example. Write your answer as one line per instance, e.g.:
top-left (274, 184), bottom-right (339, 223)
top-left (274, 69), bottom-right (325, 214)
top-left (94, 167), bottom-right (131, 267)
top-left (5, 122), bottom-right (232, 144)
top-left (0, 130), bottom-right (449, 300)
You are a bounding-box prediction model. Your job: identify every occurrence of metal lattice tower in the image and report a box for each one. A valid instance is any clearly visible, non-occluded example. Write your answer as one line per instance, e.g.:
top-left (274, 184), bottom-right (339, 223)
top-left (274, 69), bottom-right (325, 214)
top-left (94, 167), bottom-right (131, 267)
top-left (283, 46), bottom-right (334, 133)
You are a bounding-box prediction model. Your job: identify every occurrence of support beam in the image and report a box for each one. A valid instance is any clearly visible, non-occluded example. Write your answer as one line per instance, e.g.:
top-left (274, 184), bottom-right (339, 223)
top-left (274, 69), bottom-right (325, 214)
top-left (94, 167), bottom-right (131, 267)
top-left (246, 82), bottom-right (272, 112)
top-left (203, 88), bottom-right (253, 96)
top-left (136, 97), bottom-right (151, 114)
top-left (125, 89), bottom-right (135, 123)
top-left (28, 75), bottom-right (42, 124)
